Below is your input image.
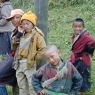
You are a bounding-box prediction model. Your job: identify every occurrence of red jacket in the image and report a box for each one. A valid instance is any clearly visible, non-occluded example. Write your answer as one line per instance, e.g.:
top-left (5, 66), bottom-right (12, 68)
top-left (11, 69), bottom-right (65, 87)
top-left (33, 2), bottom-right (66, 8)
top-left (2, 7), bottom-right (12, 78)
top-left (71, 31), bottom-right (95, 65)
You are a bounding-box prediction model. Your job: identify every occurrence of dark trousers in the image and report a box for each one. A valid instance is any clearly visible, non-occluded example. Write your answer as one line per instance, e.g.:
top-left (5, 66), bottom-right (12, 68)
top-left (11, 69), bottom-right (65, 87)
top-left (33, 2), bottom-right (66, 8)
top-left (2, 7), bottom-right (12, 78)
top-left (0, 85), bottom-right (8, 95)
top-left (73, 59), bottom-right (91, 92)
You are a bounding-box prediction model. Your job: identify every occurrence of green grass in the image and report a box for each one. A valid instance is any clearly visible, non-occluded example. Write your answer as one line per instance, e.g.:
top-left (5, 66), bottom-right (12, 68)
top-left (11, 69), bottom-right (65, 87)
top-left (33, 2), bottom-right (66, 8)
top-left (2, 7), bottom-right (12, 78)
top-left (48, 4), bottom-right (95, 95)
top-left (9, 0), bottom-right (95, 95)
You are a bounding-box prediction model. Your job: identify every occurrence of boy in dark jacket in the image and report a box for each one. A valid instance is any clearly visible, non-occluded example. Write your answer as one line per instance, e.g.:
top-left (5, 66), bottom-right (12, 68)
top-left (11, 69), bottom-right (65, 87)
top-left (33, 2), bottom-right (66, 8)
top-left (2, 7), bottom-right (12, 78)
top-left (32, 45), bottom-right (83, 95)
top-left (70, 18), bottom-right (95, 95)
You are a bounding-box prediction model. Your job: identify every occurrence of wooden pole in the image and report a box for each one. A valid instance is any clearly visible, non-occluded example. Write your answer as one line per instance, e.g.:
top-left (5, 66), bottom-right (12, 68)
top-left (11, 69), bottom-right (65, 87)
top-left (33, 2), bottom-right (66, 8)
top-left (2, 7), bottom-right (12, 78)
top-left (34, 0), bottom-right (48, 69)
top-left (34, 0), bottom-right (48, 43)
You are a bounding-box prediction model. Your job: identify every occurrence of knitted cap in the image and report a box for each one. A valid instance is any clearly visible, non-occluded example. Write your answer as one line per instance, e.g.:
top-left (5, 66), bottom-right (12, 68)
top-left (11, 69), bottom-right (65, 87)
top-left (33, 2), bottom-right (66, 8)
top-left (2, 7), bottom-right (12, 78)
top-left (6, 9), bottom-right (24, 20)
top-left (21, 11), bottom-right (37, 25)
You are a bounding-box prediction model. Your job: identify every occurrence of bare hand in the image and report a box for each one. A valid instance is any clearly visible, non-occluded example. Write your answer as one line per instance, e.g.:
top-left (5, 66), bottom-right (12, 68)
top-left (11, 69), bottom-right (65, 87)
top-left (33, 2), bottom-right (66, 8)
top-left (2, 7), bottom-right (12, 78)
top-left (18, 25), bottom-right (24, 33)
top-left (39, 90), bottom-right (49, 95)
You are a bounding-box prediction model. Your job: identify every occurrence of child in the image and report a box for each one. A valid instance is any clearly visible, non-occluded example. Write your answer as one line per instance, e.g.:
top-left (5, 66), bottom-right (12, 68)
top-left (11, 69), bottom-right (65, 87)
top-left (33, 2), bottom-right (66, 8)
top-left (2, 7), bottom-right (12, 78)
top-left (7, 9), bottom-right (24, 54)
top-left (14, 11), bottom-right (46, 95)
top-left (32, 45), bottom-right (83, 95)
top-left (7, 9), bottom-right (24, 95)
top-left (70, 18), bottom-right (95, 95)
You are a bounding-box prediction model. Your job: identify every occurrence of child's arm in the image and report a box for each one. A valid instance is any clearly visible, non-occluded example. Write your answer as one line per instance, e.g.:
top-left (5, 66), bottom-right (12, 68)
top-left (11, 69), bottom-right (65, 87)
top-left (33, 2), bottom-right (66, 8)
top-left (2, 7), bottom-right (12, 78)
top-left (86, 34), bottom-right (95, 49)
top-left (42, 77), bottom-right (57, 88)
top-left (42, 63), bottom-right (68, 88)
top-left (35, 33), bottom-right (46, 64)
top-left (32, 65), bottom-right (48, 95)
top-left (11, 27), bottom-right (23, 50)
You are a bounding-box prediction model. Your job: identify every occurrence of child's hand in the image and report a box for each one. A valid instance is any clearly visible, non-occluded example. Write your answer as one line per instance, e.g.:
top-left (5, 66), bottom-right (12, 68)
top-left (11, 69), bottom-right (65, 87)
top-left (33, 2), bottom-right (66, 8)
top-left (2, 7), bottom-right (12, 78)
top-left (42, 82), bottom-right (50, 88)
top-left (18, 26), bottom-right (24, 33)
top-left (12, 36), bottom-right (20, 43)
top-left (39, 90), bottom-right (49, 95)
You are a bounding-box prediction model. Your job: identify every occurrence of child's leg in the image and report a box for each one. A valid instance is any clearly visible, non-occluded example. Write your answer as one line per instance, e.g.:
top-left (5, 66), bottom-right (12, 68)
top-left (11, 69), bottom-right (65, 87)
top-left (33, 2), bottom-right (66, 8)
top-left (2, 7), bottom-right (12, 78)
top-left (16, 64), bottom-right (29, 95)
top-left (12, 84), bottom-right (19, 95)
top-left (73, 60), bottom-right (91, 94)
top-left (0, 85), bottom-right (8, 95)
top-left (25, 67), bottom-right (37, 95)
top-left (80, 65), bottom-right (91, 93)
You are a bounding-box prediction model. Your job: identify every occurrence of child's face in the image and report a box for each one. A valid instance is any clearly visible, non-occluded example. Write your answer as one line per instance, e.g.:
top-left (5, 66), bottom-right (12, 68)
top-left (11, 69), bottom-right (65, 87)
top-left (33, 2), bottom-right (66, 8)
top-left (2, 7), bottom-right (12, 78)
top-left (72, 21), bottom-right (84, 35)
top-left (44, 50), bottom-right (61, 66)
top-left (11, 14), bottom-right (22, 27)
top-left (21, 20), bottom-right (34, 33)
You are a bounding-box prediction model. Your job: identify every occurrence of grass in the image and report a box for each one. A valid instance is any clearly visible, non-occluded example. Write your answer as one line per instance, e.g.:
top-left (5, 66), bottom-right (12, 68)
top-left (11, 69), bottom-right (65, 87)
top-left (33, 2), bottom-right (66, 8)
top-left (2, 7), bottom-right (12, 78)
top-left (48, 4), bottom-right (95, 95)
top-left (9, 0), bottom-right (95, 95)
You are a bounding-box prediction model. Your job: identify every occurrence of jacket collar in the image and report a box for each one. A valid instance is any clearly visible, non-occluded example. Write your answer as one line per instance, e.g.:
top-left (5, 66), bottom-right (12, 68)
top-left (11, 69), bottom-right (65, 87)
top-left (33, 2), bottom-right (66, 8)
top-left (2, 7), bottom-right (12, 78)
top-left (72, 29), bottom-right (87, 50)
top-left (48, 59), bottom-right (65, 70)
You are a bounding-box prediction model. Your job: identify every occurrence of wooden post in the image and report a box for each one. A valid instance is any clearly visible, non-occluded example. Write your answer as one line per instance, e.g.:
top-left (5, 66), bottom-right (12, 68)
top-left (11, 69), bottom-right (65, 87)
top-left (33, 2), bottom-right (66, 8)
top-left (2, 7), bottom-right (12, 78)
top-left (34, 0), bottom-right (48, 69)
top-left (34, 0), bottom-right (48, 43)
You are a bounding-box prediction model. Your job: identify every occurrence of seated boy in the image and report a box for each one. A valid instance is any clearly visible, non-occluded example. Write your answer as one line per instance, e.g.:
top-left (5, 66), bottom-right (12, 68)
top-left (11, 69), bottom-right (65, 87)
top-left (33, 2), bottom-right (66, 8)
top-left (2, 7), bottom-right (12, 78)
top-left (32, 45), bottom-right (83, 95)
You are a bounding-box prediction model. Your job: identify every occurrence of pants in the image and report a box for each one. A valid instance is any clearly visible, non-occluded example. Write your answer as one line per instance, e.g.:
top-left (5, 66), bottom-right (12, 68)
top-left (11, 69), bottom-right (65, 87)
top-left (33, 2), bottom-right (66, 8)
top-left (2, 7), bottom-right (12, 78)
top-left (73, 59), bottom-right (91, 92)
top-left (0, 85), bottom-right (8, 95)
top-left (16, 61), bottom-right (37, 95)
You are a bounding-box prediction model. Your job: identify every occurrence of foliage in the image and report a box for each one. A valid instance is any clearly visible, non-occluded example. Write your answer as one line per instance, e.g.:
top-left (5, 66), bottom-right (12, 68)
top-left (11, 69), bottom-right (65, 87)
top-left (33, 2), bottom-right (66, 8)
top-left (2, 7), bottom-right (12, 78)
top-left (48, 0), bottom-right (95, 9)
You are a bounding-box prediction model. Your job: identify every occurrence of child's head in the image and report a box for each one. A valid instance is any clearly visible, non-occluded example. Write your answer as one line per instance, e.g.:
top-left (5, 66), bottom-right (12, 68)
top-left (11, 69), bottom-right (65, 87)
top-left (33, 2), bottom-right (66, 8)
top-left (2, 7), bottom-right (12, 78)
top-left (72, 18), bottom-right (84, 35)
top-left (21, 11), bottom-right (37, 33)
top-left (44, 45), bottom-right (61, 66)
top-left (7, 9), bottom-right (24, 27)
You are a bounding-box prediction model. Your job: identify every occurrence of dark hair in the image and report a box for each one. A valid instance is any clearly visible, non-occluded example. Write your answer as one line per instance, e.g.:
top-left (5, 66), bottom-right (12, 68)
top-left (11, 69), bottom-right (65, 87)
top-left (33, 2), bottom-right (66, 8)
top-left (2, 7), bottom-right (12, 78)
top-left (73, 18), bottom-right (84, 27)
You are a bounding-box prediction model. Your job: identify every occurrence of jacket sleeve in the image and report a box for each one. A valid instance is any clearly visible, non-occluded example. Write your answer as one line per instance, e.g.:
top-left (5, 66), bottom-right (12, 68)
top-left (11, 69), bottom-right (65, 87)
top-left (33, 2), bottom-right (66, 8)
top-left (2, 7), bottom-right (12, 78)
top-left (11, 30), bottom-right (23, 50)
top-left (83, 35), bottom-right (95, 55)
top-left (32, 65), bottom-right (45, 93)
top-left (70, 64), bottom-right (83, 94)
top-left (86, 34), bottom-right (95, 48)
top-left (35, 33), bottom-right (46, 64)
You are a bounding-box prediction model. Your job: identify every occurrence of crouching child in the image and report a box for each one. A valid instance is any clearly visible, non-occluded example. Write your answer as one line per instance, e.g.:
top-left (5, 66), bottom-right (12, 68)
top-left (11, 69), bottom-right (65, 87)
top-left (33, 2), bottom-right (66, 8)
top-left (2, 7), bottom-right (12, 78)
top-left (32, 45), bottom-right (83, 95)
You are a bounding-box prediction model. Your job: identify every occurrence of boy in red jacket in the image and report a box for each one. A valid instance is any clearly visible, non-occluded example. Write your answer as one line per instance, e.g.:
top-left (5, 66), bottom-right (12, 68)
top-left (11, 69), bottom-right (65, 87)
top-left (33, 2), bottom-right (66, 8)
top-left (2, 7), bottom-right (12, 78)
top-left (70, 18), bottom-right (95, 95)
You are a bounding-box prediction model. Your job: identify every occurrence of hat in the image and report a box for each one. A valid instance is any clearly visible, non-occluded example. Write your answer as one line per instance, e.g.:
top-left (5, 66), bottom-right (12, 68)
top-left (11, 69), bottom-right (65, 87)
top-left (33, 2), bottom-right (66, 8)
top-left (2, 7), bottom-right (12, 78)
top-left (21, 11), bottom-right (37, 25)
top-left (6, 9), bottom-right (24, 20)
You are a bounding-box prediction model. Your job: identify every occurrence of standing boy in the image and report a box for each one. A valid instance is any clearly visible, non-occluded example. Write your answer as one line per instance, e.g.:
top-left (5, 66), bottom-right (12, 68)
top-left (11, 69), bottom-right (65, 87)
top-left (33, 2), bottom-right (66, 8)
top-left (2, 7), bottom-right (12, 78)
top-left (7, 9), bottom-right (24, 95)
top-left (14, 11), bottom-right (46, 95)
top-left (70, 18), bottom-right (95, 95)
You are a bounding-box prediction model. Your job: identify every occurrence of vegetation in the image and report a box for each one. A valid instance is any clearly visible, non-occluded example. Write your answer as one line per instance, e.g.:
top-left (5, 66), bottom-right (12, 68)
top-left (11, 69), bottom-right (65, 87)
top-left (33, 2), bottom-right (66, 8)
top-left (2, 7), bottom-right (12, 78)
top-left (9, 0), bottom-right (95, 95)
